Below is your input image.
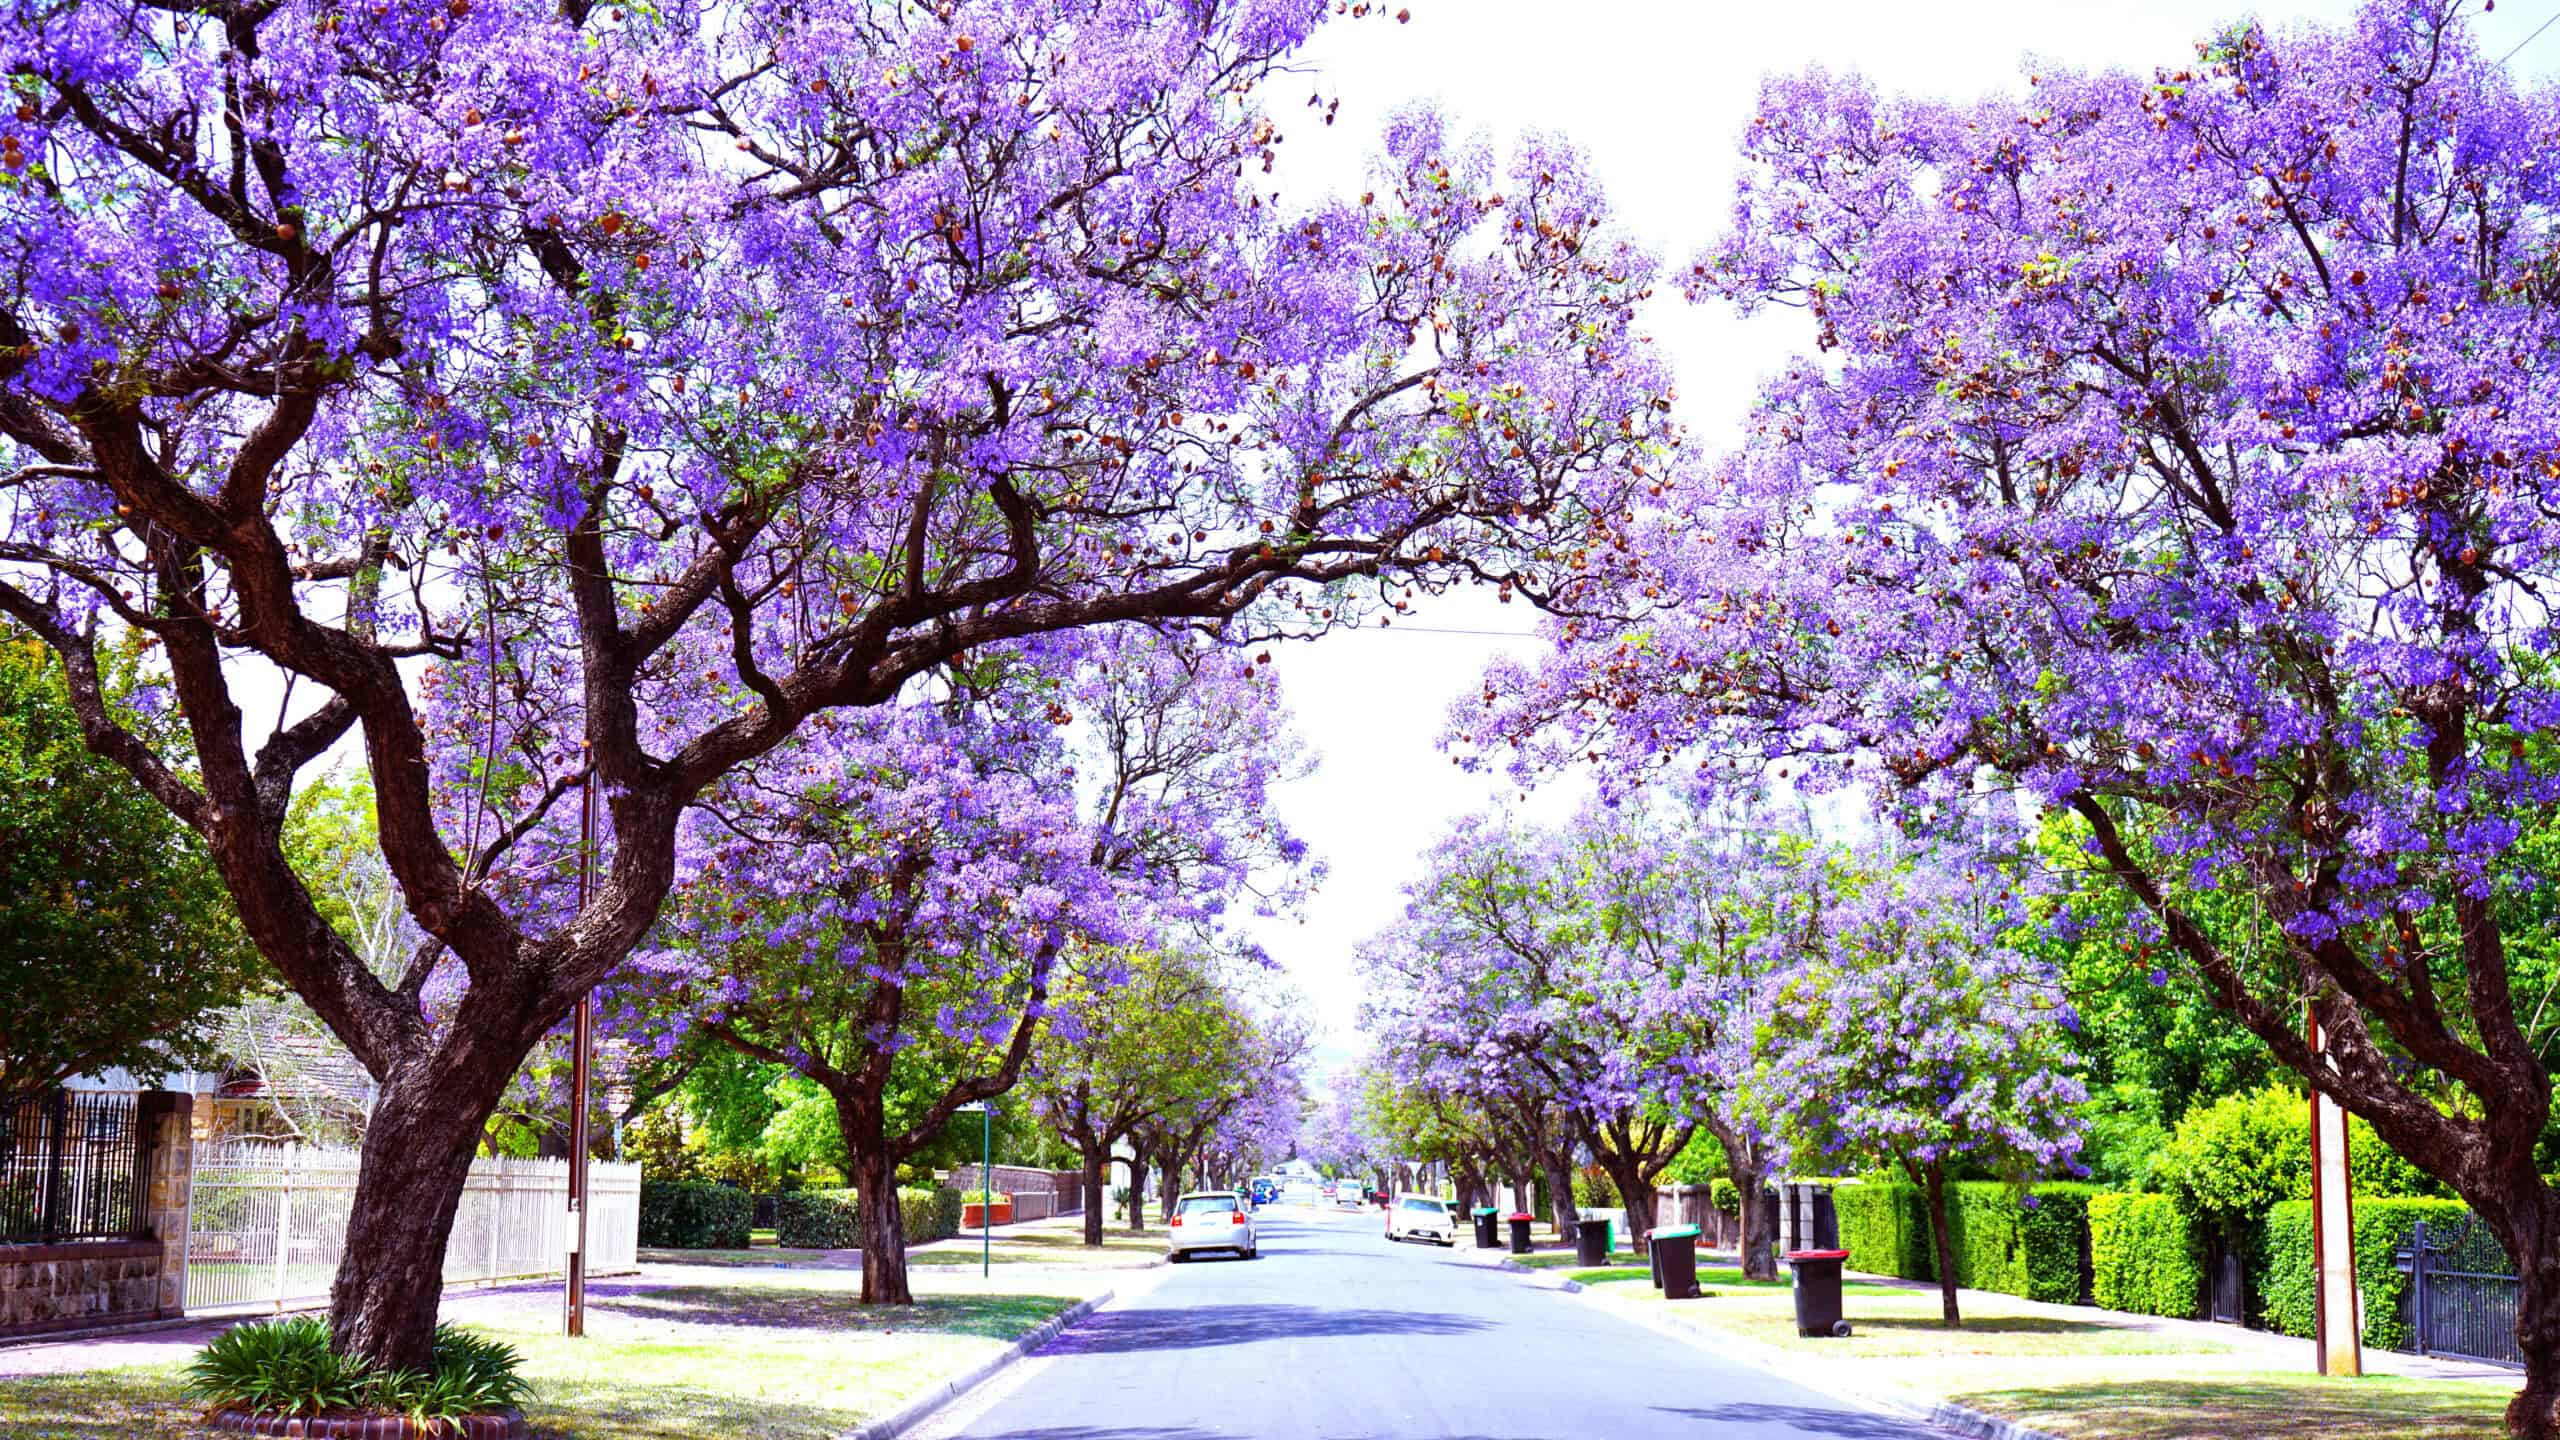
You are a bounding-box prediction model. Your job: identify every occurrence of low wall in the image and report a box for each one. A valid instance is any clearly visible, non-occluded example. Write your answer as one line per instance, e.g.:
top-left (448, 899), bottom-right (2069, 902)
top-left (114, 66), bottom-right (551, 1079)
top-left (0, 1091), bottom-right (189, 1338)
top-left (948, 1164), bottom-right (1085, 1213)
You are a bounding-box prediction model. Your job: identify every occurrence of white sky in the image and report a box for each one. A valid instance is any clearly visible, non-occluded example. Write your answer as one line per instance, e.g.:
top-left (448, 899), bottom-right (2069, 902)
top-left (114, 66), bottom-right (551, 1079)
top-left (1236, 0), bottom-right (2560, 1082)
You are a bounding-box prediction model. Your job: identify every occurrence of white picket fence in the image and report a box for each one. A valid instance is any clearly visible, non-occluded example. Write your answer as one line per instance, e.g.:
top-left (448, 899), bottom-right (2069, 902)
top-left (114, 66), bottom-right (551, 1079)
top-left (186, 1142), bottom-right (640, 1314)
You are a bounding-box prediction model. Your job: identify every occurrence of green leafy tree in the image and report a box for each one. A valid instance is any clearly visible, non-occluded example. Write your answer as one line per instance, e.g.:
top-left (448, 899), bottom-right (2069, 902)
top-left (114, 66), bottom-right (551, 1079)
top-left (0, 631), bottom-right (263, 1100)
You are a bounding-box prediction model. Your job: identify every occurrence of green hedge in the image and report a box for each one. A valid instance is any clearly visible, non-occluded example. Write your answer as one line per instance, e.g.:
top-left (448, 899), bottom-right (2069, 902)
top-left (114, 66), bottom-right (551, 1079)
top-left (2262, 1196), bottom-right (2470, 1350)
top-left (1831, 1180), bottom-right (2094, 1303)
top-left (1836, 1181), bottom-right (1934, 1281)
top-left (638, 1181), bottom-right (752, 1250)
top-left (2089, 1193), bottom-right (2205, 1319)
top-left (1709, 1178), bottom-right (1740, 1216)
top-left (773, 1185), bottom-right (966, 1249)
top-left (776, 1188), bottom-right (864, 1248)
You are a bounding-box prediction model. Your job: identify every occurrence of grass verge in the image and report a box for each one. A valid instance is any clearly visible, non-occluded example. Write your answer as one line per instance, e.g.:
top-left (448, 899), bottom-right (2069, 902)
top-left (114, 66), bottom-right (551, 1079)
top-left (0, 1283), bottom-right (1077, 1440)
top-left (1950, 1370), bottom-right (2511, 1440)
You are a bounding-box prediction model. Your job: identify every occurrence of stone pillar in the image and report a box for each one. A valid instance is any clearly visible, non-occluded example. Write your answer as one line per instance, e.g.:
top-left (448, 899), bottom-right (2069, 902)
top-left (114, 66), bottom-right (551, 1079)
top-left (138, 1091), bottom-right (193, 1316)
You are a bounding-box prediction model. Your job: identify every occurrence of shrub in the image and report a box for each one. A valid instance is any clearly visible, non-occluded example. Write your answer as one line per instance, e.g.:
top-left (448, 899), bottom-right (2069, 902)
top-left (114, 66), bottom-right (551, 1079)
top-left (2262, 1196), bottom-right (2471, 1349)
top-left (1571, 1165), bottom-right (1615, 1207)
top-left (1834, 1181), bottom-right (1931, 1280)
top-left (902, 1185), bottom-right (965, 1243)
top-left (775, 1188), bottom-right (863, 1248)
top-left (184, 1316), bottom-right (533, 1423)
top-left (961, 1189), bottom-right (1011, 1205)
top-left (2089, 1193), bottom-right (2205, 1319)
top-left (1830, 1180), bottom-right (2094, 1302)
top-left (638, 1180), bottom-right (753, 1250)
top-left (1709, 1178), bottom-right (1740, 1216)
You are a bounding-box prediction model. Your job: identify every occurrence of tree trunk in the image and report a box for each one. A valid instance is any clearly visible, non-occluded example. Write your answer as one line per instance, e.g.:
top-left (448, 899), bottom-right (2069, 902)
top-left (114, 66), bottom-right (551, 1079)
top-left (1159, 1151), bottom-right (1182, 1217)
top-left (1600, 1153), bottom-right (1657, 1245)
top-left (851, 1144), bottom-right (912, 1305)
top-left (1453, 1160), bottom-right (1485, 1214)
top-left (1712, 1121), bottom-right (1778, 1282)
top-left (1543, 1151), bottom-right (1578, 1239)
top-left (1080, 1142), bottom-right (1106, 1247)
top-left (1127, 1152), bottom-right (1149, 1232)
top-left (1917, 1158), bottom-right (1960, 1328)
top-left (327, 1076), bottom-right (496, 1370)
top-left (2475, 1184), bottom-right (2560, 1440)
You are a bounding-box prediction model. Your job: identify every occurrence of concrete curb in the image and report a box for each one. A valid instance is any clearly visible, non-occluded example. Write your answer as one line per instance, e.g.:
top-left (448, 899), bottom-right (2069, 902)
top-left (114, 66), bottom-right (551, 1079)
top-left (1489, 1256), bottom-right (1583, 1293)
top-left (839, 1288), bottom-right (1115, 1440)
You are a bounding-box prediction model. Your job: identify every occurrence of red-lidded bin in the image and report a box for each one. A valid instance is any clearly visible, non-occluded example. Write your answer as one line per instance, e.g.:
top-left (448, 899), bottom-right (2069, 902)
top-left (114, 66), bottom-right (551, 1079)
top-left (1785, 1248), bottom-right (1854, 1337)
top-left (1506, 1212), bottom-right (1536, 1254)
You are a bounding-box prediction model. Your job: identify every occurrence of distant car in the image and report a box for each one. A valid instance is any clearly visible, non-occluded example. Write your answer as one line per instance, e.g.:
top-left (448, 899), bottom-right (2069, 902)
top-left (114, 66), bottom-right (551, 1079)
top-left (1385, 1194), bottom-right (1456, 1245)
top-left (1169, 1191), bottom-right (1258, 1262)
top-left (1247, 1176), bottom-right (1280, 1205)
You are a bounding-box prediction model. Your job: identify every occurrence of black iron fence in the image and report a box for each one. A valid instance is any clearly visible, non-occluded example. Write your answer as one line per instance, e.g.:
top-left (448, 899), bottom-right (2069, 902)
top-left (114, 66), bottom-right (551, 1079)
top-left (2399, 1214), bottom-right (2522, 1368)
top-left (0, 1090), bottom-right (152, 1244)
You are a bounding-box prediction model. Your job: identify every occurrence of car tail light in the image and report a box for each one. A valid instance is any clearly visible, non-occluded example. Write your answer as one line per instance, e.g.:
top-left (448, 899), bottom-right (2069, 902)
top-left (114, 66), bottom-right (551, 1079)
top-left (1231, 1212), bottom-right (1248, 1224)
top-left (1171, 1215), bottom-right (1184, 1226)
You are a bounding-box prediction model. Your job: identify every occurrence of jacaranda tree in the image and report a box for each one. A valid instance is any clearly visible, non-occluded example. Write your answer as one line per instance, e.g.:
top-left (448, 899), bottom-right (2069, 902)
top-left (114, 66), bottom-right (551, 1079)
top-left (0, 0), bottom-right (1672, 1368)
top-left (1766, 842), bottom-right (2087, 1328)
top-left (1463, 3), bottom-right (2560, 1424)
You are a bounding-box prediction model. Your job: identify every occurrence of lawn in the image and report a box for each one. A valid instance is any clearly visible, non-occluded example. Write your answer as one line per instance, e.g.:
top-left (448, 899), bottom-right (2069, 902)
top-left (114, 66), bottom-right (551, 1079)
top-left (0, 1280), bottom-right (1080, 1440)
top-left (1950, 1370), bottom-right (2514, 1440)
top-left (909, 1228), bottom-right (1166, 1268)
top-left (1571, 1273), bottom-right (2520, 1440)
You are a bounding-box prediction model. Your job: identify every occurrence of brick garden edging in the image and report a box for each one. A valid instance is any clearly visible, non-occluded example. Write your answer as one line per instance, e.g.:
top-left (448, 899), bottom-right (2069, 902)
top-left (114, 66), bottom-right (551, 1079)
top-left (202, 1406), bottom-right (529, 1438)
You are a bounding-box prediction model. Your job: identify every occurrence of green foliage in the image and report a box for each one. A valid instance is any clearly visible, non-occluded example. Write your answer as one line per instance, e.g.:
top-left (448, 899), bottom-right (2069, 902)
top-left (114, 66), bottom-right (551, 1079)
top-left (1831, 1180), bottom-right (2094, 1303)
top-left (2088, 1193), bottom-right (2205, 1319)
top-left (184, 1317), bottom-right (531, 1422)
top-left (908, 1185), bottom-right (965, 1243)
top-left (2075, 1082), bottom-right (2173, 1192)
top-left (2162, 1084), bottom-right (2453, 1229)
top-left (1662, 1129), bottom-right (1731, 1186)
top-left (1571, 1165), bottom-right (1615, 1207)
top-left (2159, 1085), bottom-right (2310, 1226)
top-left (774, 1188), bottom-right (863, 1248)
top-left (961, 1189), bottom-right (1011, 1205)
top-left (2262, 1197), bottom-right (2472, 1349)
top-left (769, 1185), bottom-right (962, 1247)
top-left (1709, 1177), bottom-right (1741, 1216)
top-left (1835, 1181), bottom-right (1934, 1281)
top-left (637, 1180), bottom-right (752, 1249)
top-left (0, 631), bottom-right (265, 1099)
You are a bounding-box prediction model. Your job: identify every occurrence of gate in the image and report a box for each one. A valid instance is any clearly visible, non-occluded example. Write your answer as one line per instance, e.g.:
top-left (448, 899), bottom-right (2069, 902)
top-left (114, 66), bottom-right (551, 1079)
top-left (2400, 1215), bottom-right (2522, 1368)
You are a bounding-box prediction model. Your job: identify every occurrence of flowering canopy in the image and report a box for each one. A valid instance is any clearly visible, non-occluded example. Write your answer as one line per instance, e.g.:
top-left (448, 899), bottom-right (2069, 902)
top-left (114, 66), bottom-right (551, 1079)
top-left (0, 0), bottom-right (1671, 1365)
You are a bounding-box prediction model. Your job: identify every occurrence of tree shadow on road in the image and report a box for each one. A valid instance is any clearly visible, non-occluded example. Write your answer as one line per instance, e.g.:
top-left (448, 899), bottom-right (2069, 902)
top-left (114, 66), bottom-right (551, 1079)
top-left (1034, 1304), bottom-right (1487, 1354)
top-left (1652, 1403), bottom-right (1926, 1437)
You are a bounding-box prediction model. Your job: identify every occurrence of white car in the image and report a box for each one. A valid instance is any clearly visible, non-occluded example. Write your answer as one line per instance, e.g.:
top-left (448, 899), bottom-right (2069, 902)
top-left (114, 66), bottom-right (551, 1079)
top-left (1384, 1194), bottom-right (1456, 1245)
top-left (1169, 1191), bottom-right (1258, 1262)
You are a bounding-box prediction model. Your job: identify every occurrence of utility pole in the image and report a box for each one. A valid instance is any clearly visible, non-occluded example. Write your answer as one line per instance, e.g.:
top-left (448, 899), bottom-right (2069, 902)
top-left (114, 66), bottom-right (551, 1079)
top-left (565, 778), bottom-right (595, 1337)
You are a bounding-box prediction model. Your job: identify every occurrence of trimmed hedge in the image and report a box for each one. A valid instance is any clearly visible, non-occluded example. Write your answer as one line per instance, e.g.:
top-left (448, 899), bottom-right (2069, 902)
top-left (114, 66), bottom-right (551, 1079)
top-left (776, 1188), bottom-right (864, 1248)
top-left (1709, 1178), bottom-right (1740, 1216)
top-left (2089, 1193), bottom-right (2205, 1319)
top-left (1831, 1180), bottom-right (2095, 1304)
top-left (773, 1185), bottom-right (967, 1249)
top-left (1836, 1182), bottom-right (1934, 1281)
top-left (2262, 1196), bottom-right (2470, 1350)
top-left (638, 1180), bottom-right (752, 1250)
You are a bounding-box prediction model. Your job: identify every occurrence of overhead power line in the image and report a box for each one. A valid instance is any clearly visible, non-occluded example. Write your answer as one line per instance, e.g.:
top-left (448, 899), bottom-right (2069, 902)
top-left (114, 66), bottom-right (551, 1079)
top-left (2501, 9), bottom-right (2560, 64)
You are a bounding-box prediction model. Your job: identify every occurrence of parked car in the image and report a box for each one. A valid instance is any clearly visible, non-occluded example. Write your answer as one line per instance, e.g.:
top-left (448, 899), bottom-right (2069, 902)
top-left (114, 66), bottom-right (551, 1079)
top-left (1169, 1191), bottom-right (1259, 1262)
top-left (1385, 1194), bottom-right (1455, 1245)
top-left (1247, 1176), bottom-right (1280, 1206)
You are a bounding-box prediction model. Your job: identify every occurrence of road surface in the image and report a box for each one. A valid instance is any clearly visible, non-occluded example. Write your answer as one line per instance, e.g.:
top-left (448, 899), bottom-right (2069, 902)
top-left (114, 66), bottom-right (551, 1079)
top-left (922, 1198), bottom-right (1936, 1440)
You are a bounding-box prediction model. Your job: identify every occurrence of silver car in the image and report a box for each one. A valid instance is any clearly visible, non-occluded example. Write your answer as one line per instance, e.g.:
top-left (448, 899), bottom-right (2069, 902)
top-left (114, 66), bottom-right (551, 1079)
top-left (1168, 1191), bottom-right (1259, 1261)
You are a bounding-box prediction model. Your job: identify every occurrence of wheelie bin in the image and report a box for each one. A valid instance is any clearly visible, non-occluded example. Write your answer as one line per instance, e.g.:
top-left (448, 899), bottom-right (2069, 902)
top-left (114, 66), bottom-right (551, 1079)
top-left (1472, 1207), bottom-right (1500, 1249)
top-left (1648, 1224), bottom-right (1703, 1300)
top-left (1574, 1218), bottom-right (1610, 1266)
top-left (1506, 1212), bottom-right (1535, 1254)
top-left (1785, 1248), bottom-right (1854, 1337)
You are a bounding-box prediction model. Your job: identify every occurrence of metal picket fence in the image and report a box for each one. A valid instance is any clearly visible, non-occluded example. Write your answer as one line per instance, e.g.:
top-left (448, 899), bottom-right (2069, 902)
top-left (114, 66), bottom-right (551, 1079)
top-left (186, 1142), bottom-right (639, 1314)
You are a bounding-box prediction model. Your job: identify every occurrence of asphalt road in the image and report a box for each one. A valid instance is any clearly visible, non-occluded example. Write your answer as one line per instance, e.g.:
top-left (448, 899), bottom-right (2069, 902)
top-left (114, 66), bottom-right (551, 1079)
top-left (922, 1199), bottom-right (1938, 1440)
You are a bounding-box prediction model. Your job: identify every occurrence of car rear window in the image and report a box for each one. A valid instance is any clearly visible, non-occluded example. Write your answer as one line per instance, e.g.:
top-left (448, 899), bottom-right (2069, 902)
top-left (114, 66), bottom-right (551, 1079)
top-left (1399, 1198), bottom-right (1446, 1213)
top-left (1180, 1196), bottom-right (1239, 1215)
